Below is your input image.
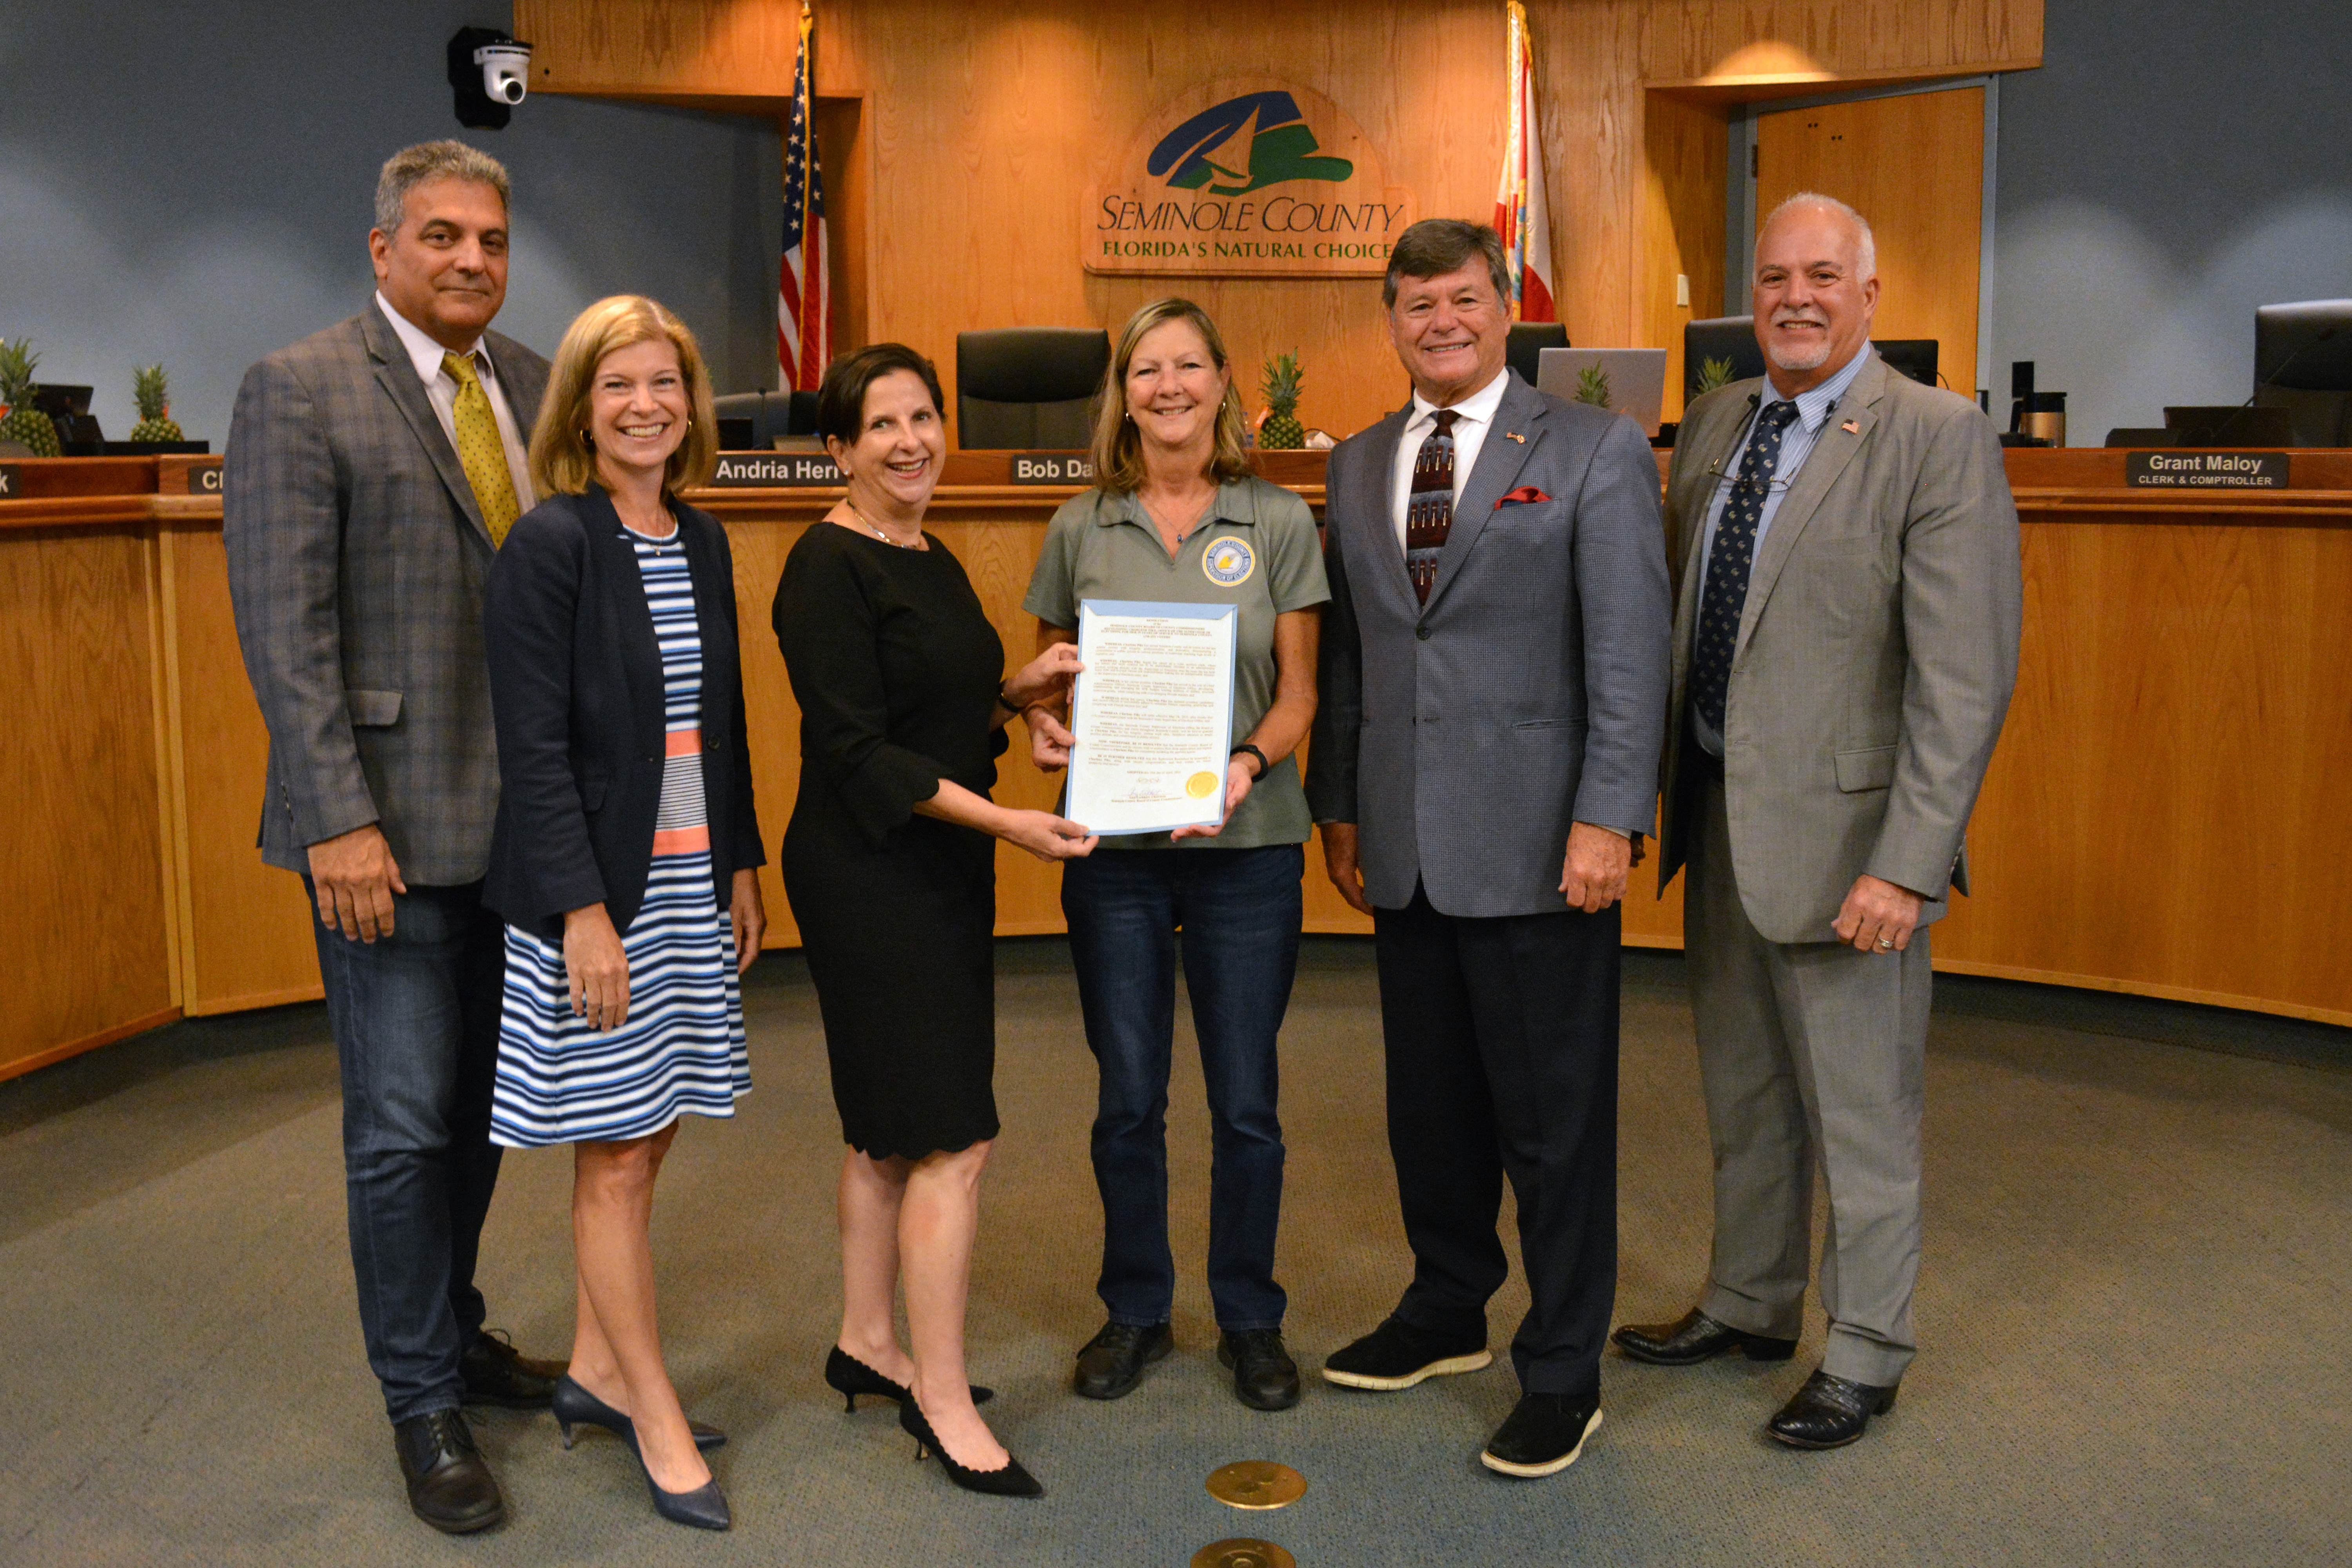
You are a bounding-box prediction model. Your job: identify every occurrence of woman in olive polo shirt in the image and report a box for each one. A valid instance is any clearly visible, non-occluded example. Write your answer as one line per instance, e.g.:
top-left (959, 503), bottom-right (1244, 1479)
top-left (1022, 298), bottom-right (1328, 1413)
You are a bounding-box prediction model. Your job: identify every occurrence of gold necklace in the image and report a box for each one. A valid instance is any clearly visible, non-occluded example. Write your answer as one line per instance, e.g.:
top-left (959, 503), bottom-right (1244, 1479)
top-left (845, 498), bottom-right (921, 549)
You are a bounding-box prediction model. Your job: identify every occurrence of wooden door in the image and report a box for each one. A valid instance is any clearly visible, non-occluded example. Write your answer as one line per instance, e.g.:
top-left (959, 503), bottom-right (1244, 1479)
top-left (1756, 87), bottom-right (1983, 400)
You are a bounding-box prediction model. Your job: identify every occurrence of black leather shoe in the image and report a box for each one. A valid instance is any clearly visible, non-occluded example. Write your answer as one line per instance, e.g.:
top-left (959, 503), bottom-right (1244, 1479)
top-left (460, 1329), bottom-right (566, 1410)
top-left (1612, 1308), bottom-right (1797, 1367)
top-left (1766, 1368), bottom-right (1899, 1449)
top-left (1072, 1321), bottom-right (1172, 1400)
top-left (1217, 1329), bottom-right (1301, 1411)
top-left (393, 1408), bottom-right (504, 1534)
top-left (824, 1347), bottom-right (994, 1411)
top-left (1322, 1316), bottom-right (1491, 1391)
top-left (1480, 1392), bottom-right (1603, 1478)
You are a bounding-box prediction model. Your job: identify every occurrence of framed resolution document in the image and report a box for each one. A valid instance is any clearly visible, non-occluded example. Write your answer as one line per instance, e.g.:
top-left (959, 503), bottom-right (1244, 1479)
top-left (1063, 599), bottom-right (1238, 836)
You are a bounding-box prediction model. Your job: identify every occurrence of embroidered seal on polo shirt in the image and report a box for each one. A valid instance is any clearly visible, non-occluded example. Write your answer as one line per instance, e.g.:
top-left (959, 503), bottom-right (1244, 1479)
top-left (1201, 535), bottom-right (1256, 587)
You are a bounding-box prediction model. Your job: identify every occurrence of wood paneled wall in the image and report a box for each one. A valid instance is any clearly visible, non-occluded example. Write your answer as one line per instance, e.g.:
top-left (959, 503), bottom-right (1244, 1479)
top-left (515, 0), bottom-right (2041, 437)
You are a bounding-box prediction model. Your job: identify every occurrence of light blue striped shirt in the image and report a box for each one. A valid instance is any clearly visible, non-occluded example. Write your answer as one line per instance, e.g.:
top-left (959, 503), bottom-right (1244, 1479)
top-left (1690, 346), bottom-right (1872, 757)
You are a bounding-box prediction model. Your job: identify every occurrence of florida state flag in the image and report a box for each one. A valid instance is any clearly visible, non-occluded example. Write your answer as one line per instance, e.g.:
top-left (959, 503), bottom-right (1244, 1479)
top-left (1493, 1), bottom-right (1557, 322)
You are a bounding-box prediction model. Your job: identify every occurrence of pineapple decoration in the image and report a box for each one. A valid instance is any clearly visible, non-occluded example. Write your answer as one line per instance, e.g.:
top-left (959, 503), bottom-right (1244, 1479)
top-left (1694, 356), bottom-right (1737, 396)
top-left (0, 338), bottom-right (61, 457)
top-left (1573, 362), bottom-right (1613, 410)
top-left (131, 365), bottom-right (184, 443)
top-left (1258, 351), bottom-right (1306, 450)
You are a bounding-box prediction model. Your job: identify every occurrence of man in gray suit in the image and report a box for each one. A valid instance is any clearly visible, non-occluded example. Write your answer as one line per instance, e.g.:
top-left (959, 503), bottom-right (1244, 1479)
top-left (225, 142), bottom-right (559, 1533)
top-left (1306, 219), bottom-right (1671, 1477)
top-left (1612, 193), bottom-right (2022, 1448)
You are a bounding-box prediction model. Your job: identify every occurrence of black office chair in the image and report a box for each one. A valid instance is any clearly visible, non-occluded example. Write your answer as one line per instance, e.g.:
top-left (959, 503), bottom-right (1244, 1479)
top-left (1505, 323), bottom-right (1568, 388)
top-left (1871, 340), bottom-right (1939, 388)
top-left (1683, 316), bottom-right (1767, 399)
top-left (712, 389), bottom-right (818, 449)
top-left (2253, 299), bottom-right (2352, 446)
top-left (956, 328), bottom-right (1110, 449)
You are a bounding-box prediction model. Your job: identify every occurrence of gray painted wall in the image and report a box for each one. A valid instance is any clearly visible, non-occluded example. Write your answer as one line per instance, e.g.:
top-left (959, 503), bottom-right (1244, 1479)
top-left (1992, 0), bottom-right (2352, 443)
top-left (0, 2), bottom-right (782, 446)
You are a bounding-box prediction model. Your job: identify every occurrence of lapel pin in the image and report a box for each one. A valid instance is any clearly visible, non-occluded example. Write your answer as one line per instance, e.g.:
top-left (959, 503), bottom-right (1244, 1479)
top-left (1841, 419), bottom-right (1860, 434)
top-left (1504, 430), bottom-right (1526, 443)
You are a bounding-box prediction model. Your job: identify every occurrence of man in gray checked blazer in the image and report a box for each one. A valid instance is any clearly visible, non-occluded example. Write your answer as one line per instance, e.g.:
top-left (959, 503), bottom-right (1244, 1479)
top-left (1612, 193), bottom-right (2022, 1450)
top-left (1306, 219), bottom-right (1671, 1479)
top-left (225, 142), bottom-right (559, 1534)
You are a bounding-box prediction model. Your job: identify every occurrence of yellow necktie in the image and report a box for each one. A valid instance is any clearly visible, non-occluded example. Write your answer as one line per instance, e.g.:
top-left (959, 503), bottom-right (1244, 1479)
top-left (442, 350), bottom-right (521, 546)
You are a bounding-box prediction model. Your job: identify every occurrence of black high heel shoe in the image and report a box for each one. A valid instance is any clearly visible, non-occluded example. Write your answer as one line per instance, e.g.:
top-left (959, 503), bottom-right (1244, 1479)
top-left (898, 1396), bottom-right (1042, 1498)
top-left (624, 1426), bottom-right (730, 1530)
top-left (825, 1347), bottom-right (994, 1411)
top-left (552, 1375), bottom-right (727, 1452)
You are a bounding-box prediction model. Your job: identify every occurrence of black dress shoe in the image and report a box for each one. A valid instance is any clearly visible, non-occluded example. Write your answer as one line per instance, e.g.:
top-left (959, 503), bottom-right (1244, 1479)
top-left (460, 1329), bottom-right (566, 1410)
top-left (392, 1408), bottom-right (504, 1534)
top-left (1766, 1368), bottom-right (1899, 1449)
top-left (1072, 1321), bottom-right (1172, 1400)
top-left (1480, 1392), bottom-right (1603, 1478)
top-left (1217, 1329), bottom-right (1301, 1411)
top-left (1612, 1308), bottom-right (1797, 1367)
top-left (900, 1397), bottom-right (1044, 1497)
top-left (1322, 1316), bottom-right (1491, 1391)
top-left (824, 1346), bottom-right (995, 1411)
top-left (624, 1426), bottom-right (731, 1529)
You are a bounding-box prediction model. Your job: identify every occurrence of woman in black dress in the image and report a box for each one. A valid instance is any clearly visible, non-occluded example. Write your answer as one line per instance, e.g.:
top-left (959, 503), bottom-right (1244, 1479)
top-left (774, 344), bottom-right (1094, 1497)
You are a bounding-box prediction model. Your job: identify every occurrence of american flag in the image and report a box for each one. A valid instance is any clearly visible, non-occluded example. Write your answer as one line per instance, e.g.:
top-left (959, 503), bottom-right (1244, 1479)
top-left (779, 2), bottom-right (830, 390)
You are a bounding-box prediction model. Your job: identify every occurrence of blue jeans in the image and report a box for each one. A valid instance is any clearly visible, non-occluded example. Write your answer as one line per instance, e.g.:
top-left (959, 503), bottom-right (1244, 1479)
top-left (307, 879), bottom-right (507, 1423)
top-left (1060, 844), bottom-right (1304, 1332)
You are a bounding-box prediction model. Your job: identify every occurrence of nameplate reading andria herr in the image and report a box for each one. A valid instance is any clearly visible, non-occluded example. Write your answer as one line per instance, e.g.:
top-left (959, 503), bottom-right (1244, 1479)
top-left (2125, 450), bottom-right (2291, 489)
top-left (707, 452), bottom-right (844, 488)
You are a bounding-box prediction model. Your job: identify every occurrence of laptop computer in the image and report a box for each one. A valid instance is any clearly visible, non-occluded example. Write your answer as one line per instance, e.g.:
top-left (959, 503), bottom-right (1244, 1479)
top-left (1535, 348), bottom-right (1669, 436)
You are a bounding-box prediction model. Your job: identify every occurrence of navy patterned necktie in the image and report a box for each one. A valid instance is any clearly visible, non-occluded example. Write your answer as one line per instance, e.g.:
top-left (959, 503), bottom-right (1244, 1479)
top-left (1404, 408), bottom-right (1460, 604)
top-left (1690, 399), bottom-right (1802, 736)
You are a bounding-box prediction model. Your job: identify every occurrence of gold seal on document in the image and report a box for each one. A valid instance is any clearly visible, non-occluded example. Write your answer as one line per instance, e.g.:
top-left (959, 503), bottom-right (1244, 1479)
top-left (1192, 1541), bottom-right (1296, 1568)
top-left (1187, 771), bottom-right (1220, 798)
top-left (1205, 1460), bottom-right (1307, 1508)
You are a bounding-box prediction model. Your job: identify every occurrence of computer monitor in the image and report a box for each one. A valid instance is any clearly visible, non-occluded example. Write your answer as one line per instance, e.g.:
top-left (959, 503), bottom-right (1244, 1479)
top-left (2253, 299), bottom-right (2352, 446)
top-left (1536, 348), bottom-right (1669, 436)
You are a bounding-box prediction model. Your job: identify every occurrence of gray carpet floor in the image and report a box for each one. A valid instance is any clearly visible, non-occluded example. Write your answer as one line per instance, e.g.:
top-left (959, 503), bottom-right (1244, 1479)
top-left (2, 939), bottom-right (2346, 1567)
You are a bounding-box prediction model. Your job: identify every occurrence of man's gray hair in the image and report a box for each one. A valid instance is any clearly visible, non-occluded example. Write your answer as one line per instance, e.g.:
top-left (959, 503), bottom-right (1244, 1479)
top-left (1384, 218), bottom-right (1514, 310)
top-left (1762, 191), bottom-right (1877, 280)
top-left (374, 140), bottom-right (512, 236)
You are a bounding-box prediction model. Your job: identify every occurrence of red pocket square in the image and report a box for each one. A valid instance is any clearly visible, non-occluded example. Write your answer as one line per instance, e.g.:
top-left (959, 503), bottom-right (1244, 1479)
top-left (1496, 486), bottom-right (1552, 508)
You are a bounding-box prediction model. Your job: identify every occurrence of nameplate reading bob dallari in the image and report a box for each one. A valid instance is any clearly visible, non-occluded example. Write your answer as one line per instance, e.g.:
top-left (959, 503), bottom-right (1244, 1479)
top-left (1064, 599), bottom-right (1239, 837)
top-left (2125, 450), bottom-right (2290, 489)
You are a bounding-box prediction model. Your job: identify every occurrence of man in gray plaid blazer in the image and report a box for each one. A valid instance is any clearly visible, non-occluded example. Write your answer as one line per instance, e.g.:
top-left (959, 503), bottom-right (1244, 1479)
top-left (225, 142), bottom-right (557, 1535)
top-left (1613, 194), bottom-right (2021, 1451)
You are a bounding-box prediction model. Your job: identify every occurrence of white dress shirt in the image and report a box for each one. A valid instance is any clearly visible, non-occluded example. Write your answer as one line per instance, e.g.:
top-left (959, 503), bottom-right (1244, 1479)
top-left (375, 291), bottom-right (535, 512)
top-left (1389, 365), bottom-right (1512, 552)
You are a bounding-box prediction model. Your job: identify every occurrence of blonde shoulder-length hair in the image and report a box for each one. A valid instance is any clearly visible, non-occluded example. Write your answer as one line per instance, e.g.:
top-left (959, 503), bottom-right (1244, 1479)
top-left (529, 294), bottom-right (719, 497)
top-left (1088, 298), bottom-right (1253, 495)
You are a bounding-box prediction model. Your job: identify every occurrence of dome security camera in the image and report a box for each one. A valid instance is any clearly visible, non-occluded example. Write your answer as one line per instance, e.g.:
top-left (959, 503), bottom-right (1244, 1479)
top-left (475, 41), bottom-right (531, 105)
top-left (448, 26), bottom-right (532, 129)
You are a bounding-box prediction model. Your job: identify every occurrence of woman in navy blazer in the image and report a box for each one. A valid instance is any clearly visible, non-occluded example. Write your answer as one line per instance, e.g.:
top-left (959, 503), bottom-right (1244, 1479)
top-left (482, 296), bottom-right (760, 1531)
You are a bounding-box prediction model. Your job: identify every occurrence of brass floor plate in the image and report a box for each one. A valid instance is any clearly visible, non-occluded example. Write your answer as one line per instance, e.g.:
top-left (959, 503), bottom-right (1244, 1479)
top-left (1192, 1539), bottom-right (1297, 1568)
top-left (1205, 1460), bottom-right (1308, 1509)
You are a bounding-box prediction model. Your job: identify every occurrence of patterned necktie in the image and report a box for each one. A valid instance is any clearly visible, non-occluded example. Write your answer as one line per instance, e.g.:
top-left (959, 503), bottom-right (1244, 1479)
top-left (1404, 408), bottom-right (1460, 604)
top-left (441, 350), bottom-right (521, 547)
top-left (1689, 399), bottom-right (1802, 736)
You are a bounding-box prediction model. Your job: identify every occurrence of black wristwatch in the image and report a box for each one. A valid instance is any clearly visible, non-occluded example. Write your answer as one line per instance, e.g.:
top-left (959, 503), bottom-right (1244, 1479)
top-left (1232, 742), bottom-right (1270, 779)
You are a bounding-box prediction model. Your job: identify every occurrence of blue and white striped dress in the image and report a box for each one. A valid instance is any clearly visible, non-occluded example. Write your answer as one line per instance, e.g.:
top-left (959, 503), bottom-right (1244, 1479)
top-left (491, 524), bottom-right (751, 1147)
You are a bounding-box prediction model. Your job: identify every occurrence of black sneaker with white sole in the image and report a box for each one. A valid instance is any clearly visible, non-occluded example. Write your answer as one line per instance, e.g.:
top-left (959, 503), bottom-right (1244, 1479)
top-left (1321, 1316), bottom-right (1492, 1391)
top-left (1479, 1392), bottom-right (1602, 1478)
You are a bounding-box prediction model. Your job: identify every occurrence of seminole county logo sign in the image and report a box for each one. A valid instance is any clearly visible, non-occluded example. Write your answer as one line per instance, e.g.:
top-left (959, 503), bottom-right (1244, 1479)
top-left (1087, 79), bottom-right (1417, 277)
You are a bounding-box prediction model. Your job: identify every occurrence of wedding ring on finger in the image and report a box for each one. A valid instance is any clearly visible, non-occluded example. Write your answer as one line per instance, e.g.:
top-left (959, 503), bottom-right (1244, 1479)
top-left (1876, 936), bottom-right (1894, 949)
